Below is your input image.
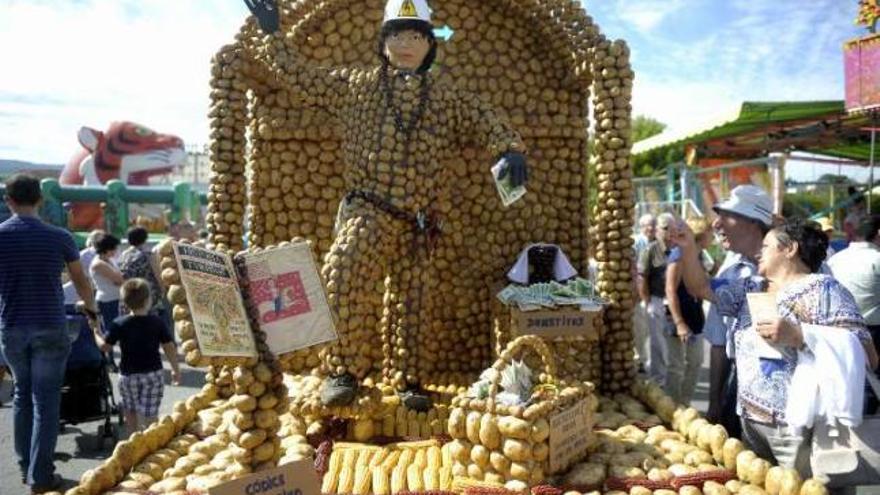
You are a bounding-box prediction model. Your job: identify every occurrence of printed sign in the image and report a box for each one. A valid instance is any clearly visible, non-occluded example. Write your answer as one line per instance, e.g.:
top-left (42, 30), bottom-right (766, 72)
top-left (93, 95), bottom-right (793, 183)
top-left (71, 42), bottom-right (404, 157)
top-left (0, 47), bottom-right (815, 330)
top-left (241, 242), bottom-right (338, 355)
top-left (746, 292), bottom-right (784, 359)
top-left (845, 33), bottom-right (880, 112)
top-left (548, 399), bottom-right (591, 473)
top-left (209, 460), bottom-right (321, 495)
top-left (510, 308), bottom-right (597, 339)
top-left (173, 243), bottom-right (257, 358)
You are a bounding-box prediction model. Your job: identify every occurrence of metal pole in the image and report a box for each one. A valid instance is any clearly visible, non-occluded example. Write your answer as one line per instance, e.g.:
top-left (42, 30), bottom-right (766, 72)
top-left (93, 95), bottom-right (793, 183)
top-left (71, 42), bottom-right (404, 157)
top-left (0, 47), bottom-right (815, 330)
top-left (870, 123), bottom-right (877, 215)
top-left (680, 166), bottom-right (689, 218)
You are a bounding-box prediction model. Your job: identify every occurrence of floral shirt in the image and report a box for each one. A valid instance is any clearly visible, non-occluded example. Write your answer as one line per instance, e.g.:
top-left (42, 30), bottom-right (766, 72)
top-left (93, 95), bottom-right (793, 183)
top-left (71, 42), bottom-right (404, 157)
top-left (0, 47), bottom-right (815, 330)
top-left (715, 273), bottom-right (870, 424)
top-left (118, 246), bottom-right (166, 312)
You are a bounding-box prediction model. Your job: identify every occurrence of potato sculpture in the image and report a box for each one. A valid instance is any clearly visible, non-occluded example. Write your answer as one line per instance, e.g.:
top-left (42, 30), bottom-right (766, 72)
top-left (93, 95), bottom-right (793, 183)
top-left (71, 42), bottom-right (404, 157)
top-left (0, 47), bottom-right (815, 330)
top-left (207, 0), bottom-right (635, 395)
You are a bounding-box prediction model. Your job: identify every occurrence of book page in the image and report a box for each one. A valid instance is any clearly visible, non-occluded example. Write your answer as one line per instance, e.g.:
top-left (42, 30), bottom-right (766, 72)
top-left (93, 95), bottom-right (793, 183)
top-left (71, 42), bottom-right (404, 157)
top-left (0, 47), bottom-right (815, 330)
top-left (240, 242), bottom-right (338, 355)
top-left (173, 243), bottom-right (257, 358)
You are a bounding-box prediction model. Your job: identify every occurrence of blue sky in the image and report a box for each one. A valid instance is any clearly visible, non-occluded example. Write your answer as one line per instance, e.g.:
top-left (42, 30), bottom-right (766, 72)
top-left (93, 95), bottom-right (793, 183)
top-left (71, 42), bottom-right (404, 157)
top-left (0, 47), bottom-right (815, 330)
top-left (0, 0), bottom-right (870, 181)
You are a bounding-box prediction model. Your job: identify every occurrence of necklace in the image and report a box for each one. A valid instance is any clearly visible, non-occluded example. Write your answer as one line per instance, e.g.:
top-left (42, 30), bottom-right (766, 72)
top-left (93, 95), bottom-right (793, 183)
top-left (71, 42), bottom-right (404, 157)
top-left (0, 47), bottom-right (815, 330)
top-left (380, 68), bottom-right (431, 139)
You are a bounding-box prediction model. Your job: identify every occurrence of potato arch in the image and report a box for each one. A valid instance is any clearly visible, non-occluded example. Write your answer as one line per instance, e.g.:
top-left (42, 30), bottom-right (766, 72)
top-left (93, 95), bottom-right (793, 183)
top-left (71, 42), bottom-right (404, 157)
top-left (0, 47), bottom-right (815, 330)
top-left (206, 0), bottom-right (637, 392)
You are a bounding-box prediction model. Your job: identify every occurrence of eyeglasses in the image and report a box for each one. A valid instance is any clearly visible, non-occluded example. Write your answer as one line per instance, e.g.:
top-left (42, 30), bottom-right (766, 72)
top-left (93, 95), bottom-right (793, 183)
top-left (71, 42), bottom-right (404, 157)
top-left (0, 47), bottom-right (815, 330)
top-left (387, 32), bottom-right (427, 45)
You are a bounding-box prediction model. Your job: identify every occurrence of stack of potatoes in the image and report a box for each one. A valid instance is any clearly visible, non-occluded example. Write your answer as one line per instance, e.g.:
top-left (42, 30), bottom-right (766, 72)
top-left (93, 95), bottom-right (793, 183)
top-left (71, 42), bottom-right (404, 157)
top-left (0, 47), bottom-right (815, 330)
top-left (446, 336), bottom-right (597, 489)
top-left (627, 380), bottom-right (830, 495)
top-left (205, 364), bottom-right (242, 399)
top-left (588, 37), bottom-right (638, 393)
top-left (206, 0), bottom-right (629, 387)
top-left (206, 44), bottom-right (248, 253)
top-left (64, 384), bottom-right (219, 495)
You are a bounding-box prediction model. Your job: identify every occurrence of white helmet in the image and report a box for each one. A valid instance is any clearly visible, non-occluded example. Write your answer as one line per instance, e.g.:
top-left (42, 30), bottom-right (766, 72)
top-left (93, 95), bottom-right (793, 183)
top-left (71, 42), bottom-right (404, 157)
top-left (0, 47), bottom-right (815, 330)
top-left (384, 0), bottom-right (432, 24)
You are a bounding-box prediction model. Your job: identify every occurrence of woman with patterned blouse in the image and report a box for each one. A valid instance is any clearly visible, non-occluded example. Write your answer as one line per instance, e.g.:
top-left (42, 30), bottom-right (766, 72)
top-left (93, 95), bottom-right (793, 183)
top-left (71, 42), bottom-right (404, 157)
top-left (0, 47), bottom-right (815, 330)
top-left (118, 227), bottom-right (166, 317)
top-left (675, 218), bottom-right (879, 476)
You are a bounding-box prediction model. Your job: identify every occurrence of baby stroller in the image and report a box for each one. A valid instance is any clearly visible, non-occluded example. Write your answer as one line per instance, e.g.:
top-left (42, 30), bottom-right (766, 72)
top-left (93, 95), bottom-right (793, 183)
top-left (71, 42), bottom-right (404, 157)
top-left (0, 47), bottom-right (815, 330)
top-left (60, 306), bottom-right (123, 449)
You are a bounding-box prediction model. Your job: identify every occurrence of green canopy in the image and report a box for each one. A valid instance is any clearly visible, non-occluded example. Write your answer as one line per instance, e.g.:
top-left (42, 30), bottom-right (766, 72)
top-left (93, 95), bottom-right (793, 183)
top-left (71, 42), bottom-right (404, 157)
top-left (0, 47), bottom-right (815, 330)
top-left (633, 101), bottom-right (876, 163)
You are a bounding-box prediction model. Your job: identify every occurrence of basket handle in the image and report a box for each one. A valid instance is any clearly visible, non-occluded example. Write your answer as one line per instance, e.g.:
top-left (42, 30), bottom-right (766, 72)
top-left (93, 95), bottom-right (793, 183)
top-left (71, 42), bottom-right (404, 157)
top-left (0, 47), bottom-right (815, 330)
top-left (486, 335), bottom-right (558, 410)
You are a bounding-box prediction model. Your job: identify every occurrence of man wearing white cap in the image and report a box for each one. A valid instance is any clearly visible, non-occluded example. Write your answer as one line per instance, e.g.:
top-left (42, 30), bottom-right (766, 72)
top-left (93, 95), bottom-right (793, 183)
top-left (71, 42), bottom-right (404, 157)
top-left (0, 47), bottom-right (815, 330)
top-left (683, 184), bottom-right (773, 434)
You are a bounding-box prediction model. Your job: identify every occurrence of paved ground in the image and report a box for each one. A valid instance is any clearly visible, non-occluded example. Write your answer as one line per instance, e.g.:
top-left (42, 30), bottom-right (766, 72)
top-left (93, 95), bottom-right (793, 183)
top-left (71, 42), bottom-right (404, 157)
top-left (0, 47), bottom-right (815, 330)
top-left (0, 351), bottom-right (206, 494)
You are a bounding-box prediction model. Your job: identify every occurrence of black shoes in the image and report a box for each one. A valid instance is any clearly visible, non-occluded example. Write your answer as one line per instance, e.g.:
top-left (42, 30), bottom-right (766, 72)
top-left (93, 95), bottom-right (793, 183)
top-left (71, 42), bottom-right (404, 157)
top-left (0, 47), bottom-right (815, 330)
top-left (320, 373), bottom-right (358, 407)
top-left (400, 388), bottom-right (432, 412)
top-left (31, 474), bottom-right (63, 494)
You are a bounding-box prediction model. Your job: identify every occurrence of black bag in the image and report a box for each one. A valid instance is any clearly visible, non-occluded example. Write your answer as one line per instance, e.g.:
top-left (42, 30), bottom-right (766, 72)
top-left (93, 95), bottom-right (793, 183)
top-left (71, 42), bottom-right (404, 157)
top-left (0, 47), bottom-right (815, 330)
top-left (719, 363), bottom-right (742, 439)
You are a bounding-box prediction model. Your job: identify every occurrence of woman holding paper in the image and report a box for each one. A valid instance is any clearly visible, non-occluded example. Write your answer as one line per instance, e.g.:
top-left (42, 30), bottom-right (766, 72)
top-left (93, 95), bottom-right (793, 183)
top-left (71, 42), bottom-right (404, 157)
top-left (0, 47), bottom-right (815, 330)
top-left (675, 218), bottom-right (878, 475)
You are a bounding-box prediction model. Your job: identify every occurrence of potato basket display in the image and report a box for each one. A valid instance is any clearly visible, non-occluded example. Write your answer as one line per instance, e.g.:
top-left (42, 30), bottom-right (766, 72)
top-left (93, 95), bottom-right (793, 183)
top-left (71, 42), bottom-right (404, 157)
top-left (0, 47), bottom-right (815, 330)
top-left (447, 335), bottom-right (596, 486)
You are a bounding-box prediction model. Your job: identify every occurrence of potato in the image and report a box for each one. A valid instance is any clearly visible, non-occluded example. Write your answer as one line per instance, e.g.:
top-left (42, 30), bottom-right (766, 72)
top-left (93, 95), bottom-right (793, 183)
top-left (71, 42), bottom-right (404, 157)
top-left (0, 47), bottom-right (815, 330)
top-left (450, 439), bottom-right (472, 463)
top-left (531, 419), bottom-right (551, 443)
top-left (466, 411), bottom-right (482, 444)
top-left (723, 438), bottom-right (745, 471)
top-left (470, 445), bottom-right (490, 469)
top-left (747, 457), bottom-right (772, 486)
top-left (778, 468), bottom-right (802, 495)
top-left (798, 479), bottom-right (828, 495)
top-left (490, 451), bottom-right (511, 473)
top-left (239, 428), bottom-right (268, 449)
top-left (498, 417), bottom-right (531, 439)
top-left (502, 438), bottom-right (532, 462)
top-left (509, 461), bottom-right (531, 481)
top-left (703, 480), bottom-right (732, 495)
top-left (231, 394), bottom-right (257, 412)
top-left (448, 408), bottom-right (466, 438)
top-left (765, 466), bottom-right (785, 495)
top-left (479, 414), bottom-right (501, 450)
top-left (710, 424), bottom-right (729, 462)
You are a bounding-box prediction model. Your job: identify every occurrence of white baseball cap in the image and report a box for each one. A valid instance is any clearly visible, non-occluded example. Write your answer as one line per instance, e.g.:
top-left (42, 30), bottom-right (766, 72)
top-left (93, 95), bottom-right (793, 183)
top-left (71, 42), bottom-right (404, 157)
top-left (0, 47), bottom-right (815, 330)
top-left (713, 185), bottom-right (773, 227)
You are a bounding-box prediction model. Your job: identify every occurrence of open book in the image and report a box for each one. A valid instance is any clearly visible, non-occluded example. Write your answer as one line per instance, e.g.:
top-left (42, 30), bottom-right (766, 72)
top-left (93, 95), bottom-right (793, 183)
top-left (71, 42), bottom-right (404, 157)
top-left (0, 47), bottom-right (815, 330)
top-left (172, 241), bottom-right (338, 358)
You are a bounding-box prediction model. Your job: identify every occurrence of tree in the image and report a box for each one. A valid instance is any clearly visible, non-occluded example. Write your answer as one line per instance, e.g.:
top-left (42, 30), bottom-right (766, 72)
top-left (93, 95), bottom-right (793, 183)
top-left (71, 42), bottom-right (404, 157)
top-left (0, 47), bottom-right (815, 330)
top-left (632, 115), bottom-right (666, 143)
top-left (629, 115), bottom-right (683, 177)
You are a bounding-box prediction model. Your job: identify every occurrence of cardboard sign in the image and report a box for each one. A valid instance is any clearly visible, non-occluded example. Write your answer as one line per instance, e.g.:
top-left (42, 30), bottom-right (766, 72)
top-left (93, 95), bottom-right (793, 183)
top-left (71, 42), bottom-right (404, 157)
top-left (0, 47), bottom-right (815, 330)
top-left (510, 308), bottom-right (597, 339)
top-left (240, 242), bottom-right (338, 355)
top-left (548, 399), bottom-right (591, 473)
top-left (746, 292), bottom-right (784, 359)
top-left (173, 243), bottom-right (257, 358)
top-left (845, 33), bottom-right (880, 113)
top-left (209, 460), bottom-right (321, 495)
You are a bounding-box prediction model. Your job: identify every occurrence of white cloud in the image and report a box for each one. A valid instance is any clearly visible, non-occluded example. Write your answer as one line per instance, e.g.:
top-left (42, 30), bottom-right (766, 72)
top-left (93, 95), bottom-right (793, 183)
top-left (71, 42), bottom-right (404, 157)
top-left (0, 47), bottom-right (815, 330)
top-left (0, 0), bottom-right (248, 163)
top-left (621, 0), bottom-right (851, 135)
top-left (612, 0), bottom-right (687, 31)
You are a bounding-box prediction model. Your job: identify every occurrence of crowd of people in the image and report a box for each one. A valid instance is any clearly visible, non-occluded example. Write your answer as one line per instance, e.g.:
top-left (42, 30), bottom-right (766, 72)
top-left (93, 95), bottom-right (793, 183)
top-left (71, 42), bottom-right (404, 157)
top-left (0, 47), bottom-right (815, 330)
top-left (634, 184), bottom-right (880, 484)
top-left (0, 174), bottom-right (181, 494)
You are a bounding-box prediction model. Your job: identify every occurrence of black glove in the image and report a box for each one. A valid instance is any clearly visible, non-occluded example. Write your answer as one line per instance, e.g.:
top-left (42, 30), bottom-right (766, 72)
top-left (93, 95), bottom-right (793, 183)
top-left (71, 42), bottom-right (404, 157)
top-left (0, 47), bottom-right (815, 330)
top-left (496, 151), bottom-right (528, 188)
top-left (244, 0), bottom-right (280, 34)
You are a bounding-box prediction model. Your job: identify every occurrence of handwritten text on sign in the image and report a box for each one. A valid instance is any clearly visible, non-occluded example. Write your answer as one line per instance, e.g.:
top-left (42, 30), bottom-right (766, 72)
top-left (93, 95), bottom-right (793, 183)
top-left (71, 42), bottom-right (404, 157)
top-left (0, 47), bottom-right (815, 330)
top-left (209, 460), bottom-right (320, 495)
top-left (548, 399), bottom-right (591, 473)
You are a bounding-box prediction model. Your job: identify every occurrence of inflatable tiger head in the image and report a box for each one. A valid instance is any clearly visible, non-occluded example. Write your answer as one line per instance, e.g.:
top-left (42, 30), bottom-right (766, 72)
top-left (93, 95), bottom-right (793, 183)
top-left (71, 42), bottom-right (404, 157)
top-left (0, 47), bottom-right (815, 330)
top-left (61, 121), bottom-right (185, 187)
top-left (60, 121), bottom-right (186, 229)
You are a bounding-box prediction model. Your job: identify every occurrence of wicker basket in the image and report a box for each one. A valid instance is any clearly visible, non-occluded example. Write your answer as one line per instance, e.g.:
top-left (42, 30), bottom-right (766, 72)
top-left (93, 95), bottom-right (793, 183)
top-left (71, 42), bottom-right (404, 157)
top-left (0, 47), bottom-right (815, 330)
top-left (446, 335), bottom-right (595, 486)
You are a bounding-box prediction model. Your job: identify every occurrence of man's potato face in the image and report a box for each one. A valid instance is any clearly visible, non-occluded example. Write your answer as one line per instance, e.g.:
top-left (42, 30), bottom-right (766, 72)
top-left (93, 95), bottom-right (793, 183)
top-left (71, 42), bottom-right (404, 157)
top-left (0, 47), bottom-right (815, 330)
top-left (384, 29), bottom-right (430, 70)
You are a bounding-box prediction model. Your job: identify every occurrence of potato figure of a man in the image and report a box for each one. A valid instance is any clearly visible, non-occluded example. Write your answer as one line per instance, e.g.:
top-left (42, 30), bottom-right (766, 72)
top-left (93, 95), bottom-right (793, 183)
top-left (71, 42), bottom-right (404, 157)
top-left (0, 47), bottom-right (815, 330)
top-left (246, 0), bottom-right (528, 410)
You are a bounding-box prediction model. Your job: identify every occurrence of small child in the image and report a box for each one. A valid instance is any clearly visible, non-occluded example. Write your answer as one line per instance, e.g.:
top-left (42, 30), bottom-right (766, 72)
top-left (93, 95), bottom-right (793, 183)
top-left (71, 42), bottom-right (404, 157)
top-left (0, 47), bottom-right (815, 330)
top-left (99, 278), bottom-right (180, 432)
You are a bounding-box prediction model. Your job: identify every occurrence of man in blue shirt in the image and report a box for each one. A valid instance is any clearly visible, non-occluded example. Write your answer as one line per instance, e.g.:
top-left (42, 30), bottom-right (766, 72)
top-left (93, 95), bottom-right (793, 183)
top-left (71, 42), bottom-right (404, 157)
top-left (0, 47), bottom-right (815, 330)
top-left (0, 174), bottom-right (98, 493)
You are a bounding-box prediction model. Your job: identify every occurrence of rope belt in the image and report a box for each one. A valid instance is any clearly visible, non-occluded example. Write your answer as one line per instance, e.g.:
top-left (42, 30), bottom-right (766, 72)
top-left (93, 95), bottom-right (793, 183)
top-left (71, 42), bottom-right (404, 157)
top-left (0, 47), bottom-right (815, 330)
top-left (345, 189), bottom-right (443, 255)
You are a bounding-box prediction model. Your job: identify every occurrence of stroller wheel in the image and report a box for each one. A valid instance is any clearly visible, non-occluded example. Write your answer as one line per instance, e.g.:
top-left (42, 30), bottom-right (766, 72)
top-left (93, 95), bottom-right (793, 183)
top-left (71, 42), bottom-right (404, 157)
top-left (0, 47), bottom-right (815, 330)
top-left (97, 423), bottom-right (119, 450)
